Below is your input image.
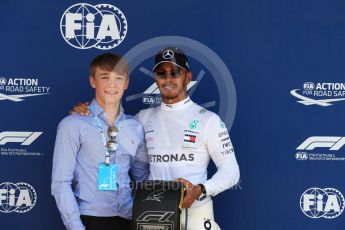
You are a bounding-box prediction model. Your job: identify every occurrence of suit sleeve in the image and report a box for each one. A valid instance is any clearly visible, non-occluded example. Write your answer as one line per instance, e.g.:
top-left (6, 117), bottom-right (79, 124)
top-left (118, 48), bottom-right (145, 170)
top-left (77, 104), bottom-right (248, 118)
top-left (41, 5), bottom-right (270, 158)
top-left (203, 114), bottom-right (240, 196)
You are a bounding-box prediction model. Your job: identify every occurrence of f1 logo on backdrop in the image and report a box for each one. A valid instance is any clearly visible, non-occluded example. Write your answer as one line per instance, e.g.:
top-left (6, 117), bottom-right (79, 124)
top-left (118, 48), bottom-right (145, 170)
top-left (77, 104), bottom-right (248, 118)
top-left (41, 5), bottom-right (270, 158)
top-left (300, 188), bottom-right (344, 219)
top-left (0, 132), bottom-right (42, 145)
top-left (295, 136), bottom-right (345, 161)
top-left (0, 182), bottom-right (37, 213)
top-left (297, 136), bottom-right (345, 151)
top-left (60, 3), bottom-right (128, 50)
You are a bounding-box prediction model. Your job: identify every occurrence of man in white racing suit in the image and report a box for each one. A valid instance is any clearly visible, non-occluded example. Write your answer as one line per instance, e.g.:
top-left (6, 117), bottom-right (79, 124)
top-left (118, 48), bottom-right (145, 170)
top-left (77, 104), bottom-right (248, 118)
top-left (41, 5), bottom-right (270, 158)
top-left (73, 47), bottom-right (240, 229)
top-left (139, 47), bottom-right (239, 230)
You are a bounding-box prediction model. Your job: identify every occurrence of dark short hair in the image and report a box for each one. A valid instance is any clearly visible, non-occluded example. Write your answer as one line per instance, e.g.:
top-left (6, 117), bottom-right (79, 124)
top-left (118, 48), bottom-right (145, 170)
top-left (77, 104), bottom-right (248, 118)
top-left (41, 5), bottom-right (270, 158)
top-left (90, 53), bottom-right (129, 78)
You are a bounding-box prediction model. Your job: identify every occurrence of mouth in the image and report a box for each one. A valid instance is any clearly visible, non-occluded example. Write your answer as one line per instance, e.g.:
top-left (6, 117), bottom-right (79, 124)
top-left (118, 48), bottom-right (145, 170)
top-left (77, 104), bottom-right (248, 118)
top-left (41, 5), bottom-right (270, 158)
top-left (105, 90), bottom-right (118, 95)
top-left (162, 84), bottom-right (176, 90)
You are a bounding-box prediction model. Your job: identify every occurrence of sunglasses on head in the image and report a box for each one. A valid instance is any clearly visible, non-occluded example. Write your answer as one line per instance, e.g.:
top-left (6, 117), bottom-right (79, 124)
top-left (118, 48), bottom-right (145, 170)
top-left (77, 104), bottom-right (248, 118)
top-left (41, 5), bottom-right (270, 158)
top-left (106, 126), bottom-right (119, 151)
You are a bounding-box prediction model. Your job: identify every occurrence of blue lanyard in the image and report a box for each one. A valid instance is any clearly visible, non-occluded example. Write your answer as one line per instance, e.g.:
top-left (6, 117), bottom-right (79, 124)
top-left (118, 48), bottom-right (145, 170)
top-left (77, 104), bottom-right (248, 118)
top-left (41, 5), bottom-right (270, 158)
top-left (89, 104), bottom-right (123, 165)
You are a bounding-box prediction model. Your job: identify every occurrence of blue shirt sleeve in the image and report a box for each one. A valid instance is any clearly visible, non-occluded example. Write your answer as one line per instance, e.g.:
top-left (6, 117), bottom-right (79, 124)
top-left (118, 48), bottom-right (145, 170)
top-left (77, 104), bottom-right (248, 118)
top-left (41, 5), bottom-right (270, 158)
top-left (51, 116), bottom-right (86, 230)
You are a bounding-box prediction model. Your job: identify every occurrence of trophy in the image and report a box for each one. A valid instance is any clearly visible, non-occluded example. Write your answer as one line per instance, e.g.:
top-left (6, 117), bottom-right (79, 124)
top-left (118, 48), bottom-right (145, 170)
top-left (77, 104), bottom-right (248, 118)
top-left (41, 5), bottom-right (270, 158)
top-left (132, 180), bottom-right (187, 230)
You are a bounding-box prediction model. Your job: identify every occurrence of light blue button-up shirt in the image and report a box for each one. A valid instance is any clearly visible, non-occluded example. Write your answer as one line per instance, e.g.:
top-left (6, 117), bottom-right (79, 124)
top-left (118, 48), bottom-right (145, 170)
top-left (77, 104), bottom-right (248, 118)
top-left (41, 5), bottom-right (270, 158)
top-left (51, 99), bottom-right (149, 230)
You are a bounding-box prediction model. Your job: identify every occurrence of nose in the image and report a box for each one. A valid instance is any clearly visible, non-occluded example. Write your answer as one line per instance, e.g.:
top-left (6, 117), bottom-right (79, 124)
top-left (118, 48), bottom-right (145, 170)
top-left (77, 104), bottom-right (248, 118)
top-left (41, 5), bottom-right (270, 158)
top-left (165, 75), bottom-right (175, 82)
top-left (107, 77), bottom-right (116, 87)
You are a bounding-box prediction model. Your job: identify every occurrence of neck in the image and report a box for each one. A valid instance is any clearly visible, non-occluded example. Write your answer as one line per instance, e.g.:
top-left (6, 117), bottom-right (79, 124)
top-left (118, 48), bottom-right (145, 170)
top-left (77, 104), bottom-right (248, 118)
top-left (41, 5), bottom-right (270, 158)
top-left (104, 104), bottom-right (120, 125)
top-left (95, 98), bottom-right (120, 125)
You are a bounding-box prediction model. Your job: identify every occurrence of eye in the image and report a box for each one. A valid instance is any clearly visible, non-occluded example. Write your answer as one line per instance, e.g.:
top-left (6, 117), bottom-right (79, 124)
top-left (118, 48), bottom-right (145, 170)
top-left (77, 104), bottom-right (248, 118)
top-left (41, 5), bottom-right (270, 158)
top-left (155, 72), bottom-right (166, 77)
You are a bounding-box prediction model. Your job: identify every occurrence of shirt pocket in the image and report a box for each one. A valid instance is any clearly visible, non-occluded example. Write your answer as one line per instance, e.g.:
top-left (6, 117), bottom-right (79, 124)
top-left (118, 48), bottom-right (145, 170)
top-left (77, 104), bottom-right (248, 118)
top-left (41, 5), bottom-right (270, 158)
top-left (119, 136), bottom-right (139, 156)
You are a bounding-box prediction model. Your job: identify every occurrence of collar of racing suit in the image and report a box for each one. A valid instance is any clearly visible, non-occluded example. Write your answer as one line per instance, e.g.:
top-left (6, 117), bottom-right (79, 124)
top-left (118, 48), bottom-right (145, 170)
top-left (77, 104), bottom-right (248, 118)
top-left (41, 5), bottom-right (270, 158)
top-left (160, 96), bottom-right (192, 111)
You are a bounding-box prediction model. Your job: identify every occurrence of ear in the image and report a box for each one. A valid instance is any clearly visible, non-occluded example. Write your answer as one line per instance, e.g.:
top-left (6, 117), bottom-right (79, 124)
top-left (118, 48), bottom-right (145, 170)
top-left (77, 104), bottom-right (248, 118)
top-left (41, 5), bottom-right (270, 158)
top-left (185, 71), bottom-right (192, 85)
top-left (89, 75), bottom-right (96, 88)
top-left (124, 78), bottom-right (129, 90)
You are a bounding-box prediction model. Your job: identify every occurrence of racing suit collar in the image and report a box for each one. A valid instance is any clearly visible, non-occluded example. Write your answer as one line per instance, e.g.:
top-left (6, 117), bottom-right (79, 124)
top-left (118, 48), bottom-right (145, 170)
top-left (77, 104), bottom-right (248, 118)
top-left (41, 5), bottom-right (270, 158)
top-left (161, 96), bottom-right (192, 111)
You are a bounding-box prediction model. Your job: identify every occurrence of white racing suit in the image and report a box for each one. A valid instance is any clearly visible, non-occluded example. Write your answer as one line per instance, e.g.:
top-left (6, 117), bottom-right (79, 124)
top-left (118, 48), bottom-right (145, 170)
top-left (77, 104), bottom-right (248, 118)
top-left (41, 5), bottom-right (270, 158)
top-left (137, 97), bottom-right (240, 230)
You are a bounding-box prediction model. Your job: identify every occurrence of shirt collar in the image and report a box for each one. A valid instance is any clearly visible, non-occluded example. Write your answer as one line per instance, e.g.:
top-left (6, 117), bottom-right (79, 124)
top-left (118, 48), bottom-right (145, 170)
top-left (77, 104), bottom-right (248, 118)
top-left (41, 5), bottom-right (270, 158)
top-left (160, 96), bottom-right (192, 111)
top-left (90, 99), bottom-right (125, 125)
top-left (90, 99), bottom-right (103, 117)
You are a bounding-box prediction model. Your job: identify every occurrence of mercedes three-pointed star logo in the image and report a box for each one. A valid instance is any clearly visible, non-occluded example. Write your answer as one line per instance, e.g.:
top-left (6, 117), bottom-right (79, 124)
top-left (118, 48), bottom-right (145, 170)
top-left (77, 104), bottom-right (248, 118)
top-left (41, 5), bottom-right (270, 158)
top-left (162, 49), bottom-right (174, 59)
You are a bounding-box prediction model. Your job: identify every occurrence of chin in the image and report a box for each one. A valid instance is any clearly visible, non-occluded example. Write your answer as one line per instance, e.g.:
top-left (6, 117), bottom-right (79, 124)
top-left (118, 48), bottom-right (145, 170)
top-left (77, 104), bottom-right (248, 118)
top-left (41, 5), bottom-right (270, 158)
top-left (162, 93), bottom-right (177, 99)
top-left (104, 97), bottom-right (120, 104)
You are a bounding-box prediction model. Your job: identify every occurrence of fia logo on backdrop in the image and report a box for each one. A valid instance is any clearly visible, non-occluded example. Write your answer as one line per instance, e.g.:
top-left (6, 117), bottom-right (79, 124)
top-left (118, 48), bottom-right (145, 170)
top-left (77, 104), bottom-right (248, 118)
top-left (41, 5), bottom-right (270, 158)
top-left (300, 187), bottom-right (344, 219)
top-left (290, 82), bottom-right (345, 106)
top-left (60, 3), bottom-right (128, 50)
top-left (0, 77), bottom-right (51, 102)
top-left (0, 182), bottom-right (37, 213)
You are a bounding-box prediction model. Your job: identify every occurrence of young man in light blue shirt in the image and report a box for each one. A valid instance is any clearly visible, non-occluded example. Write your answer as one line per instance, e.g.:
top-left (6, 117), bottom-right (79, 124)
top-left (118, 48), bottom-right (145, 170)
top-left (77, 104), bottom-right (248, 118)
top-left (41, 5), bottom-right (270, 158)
top-left (51, 53), bottom-right (149, 230)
